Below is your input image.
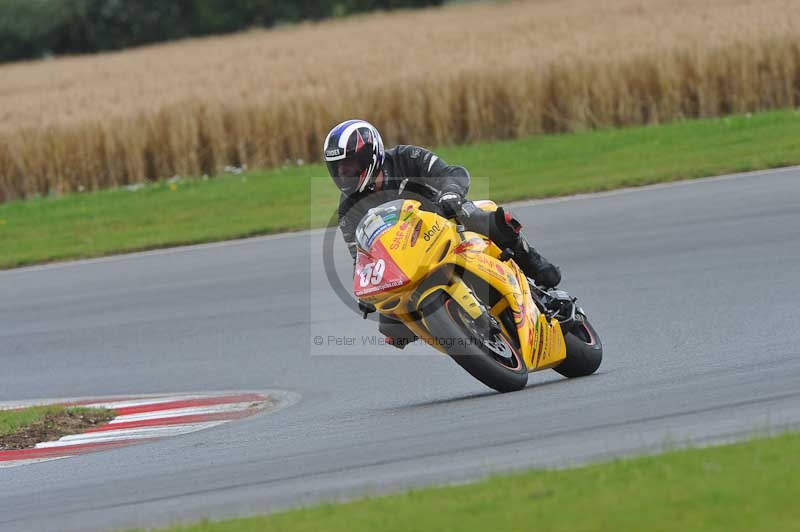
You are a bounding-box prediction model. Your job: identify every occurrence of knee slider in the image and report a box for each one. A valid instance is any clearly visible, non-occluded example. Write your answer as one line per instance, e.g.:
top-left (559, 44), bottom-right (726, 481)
top-left (496, 207), bottom-right (523, 234)
top-left (491, 207), bottom-right (523, 247)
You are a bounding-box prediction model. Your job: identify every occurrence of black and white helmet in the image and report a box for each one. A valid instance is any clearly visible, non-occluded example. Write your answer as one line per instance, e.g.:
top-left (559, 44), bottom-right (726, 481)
top-left (323, 119), bottom-right (385, 195)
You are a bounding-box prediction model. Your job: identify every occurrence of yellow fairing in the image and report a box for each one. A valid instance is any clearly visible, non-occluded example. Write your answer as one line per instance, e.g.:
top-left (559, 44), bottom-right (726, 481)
top-left (456, 235), bottom-right (567, 370)
top-left (355, 199), bottom-right (566, 371)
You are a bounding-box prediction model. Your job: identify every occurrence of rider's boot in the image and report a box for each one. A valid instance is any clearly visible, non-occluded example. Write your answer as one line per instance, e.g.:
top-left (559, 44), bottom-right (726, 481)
top-left (509, 233), bottom-right (561, 289)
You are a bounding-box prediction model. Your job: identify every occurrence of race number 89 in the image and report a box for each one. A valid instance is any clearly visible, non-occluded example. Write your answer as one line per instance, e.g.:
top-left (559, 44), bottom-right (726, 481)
top-left (359, 259), bottom-right (386, 288)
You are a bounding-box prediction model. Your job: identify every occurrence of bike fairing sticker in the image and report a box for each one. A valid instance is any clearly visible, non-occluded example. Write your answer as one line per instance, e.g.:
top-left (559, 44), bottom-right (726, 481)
top-left (354, 241), bottom-right (410, 297)
top-left (357, 209), bottom-right (400, 249)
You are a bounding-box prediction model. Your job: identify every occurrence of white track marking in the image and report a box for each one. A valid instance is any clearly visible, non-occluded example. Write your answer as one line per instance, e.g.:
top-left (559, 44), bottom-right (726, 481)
top-left (80, 396), bottom-right (201, 409)
top-left (65, 423), bottom-right (223, 442)
top-left (81, 392), bottom-right (255, 409)
top-left (34, 422), bottom-right (226, 448)
top-left (109, 402), bottom-right (258, 423)
top-left (0, 457), bottom-right (71, 468)
top-left (0, 392), bottom-right (250, 411)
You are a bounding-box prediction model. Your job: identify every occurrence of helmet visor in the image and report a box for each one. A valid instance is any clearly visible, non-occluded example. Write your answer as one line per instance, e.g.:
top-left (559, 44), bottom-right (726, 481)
top-left (327, 154), bottom-right (369, 194)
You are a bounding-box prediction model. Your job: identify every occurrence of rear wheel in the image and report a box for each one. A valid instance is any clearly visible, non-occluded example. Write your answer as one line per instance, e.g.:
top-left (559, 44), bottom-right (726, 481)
top-left (423, 295), bottom-right (528, 393)
top-left (554, 313), bottom-right (603, 378)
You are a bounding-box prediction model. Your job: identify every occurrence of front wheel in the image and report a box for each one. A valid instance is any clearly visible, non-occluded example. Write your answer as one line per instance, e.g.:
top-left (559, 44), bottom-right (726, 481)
top-left (423, 296), bottom-right (528, 393)
top-left (554, 313), bottom-right (603, 378)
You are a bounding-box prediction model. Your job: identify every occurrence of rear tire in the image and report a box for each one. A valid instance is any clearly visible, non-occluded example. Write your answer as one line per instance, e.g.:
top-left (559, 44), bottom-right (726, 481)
top-left (423, 296), bottom-right (528, 393)
top-left (554, 314), bottom-right (603, 378)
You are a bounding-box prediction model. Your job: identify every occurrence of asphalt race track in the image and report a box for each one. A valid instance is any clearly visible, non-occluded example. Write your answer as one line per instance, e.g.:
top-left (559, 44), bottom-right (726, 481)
top-left (1, 168), bottom-right (799, 532)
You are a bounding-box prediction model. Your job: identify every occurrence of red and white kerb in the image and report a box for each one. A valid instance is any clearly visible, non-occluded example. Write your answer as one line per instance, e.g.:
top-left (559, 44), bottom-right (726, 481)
top-left (0, 392), bottom-right (271, 468)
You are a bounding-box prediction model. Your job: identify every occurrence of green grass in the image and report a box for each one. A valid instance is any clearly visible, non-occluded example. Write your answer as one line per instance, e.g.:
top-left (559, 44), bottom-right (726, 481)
top-left (0, 406), bottom-right (63, 436)
top-left (132, 431), bottom-right (800, 532)
top-left (0, 405), bottom-right (106, 436)
top-left (1, 109), bottom-right (799, 269)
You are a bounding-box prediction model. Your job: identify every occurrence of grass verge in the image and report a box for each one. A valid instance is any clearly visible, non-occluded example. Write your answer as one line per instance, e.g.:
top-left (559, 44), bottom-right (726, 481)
top-left (131, 431), bottom-right (800, 532)
top-left (1, 109), bottom-right (798, 269)
top-left (0, 405), bottom-right (116, 450)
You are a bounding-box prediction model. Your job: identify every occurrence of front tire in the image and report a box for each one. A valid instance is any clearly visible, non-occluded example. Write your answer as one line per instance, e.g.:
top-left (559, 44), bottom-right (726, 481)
top-left (423, 296), bottom-right (528, 393)
top-left (554, 314), bottom-right (603, 378)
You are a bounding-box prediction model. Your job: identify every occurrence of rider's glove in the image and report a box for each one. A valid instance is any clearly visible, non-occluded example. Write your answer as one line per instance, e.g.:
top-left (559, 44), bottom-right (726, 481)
top-left (535, 263), bottom-right (562, 289)
top-left (358, 300), bottom-right (376, 319)
top-left (436, 191), bottom-right (464, 219)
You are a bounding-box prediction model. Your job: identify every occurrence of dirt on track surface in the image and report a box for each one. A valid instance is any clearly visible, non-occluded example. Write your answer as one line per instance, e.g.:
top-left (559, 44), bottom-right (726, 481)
top-left (0, 409), bottom-right (115, 451)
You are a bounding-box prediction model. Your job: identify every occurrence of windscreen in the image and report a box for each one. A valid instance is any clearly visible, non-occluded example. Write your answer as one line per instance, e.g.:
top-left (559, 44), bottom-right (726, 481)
top-left (354, 200), bottom-right (406, 251)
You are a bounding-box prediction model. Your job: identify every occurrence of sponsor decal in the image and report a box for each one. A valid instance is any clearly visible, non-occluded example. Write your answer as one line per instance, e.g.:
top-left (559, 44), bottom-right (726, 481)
top-left (353, 242), bottom-right (410, 297)
top-left (402, 203), bottom-right (415, 221)
top-left (389, 224), bottom-right (408, 250)
top-left (541, 322), bottom-right (563, 364)
top-left (469, 253), bottom-right (508, 283)
top-left (423, 222), bottom-right (441, 242)
top-left (424, 233), bottom-right (444, 253)
top-left (453, 237), bottom-right (486, 254)
top-left (326, 148), bottom-right (342, 157)
top-left (410, 220), bottom-right (423, 247)
top-left (365, 223), bottom-right (390, 249)
top-left (471, 253), bottom-right (500, 268)
top-left (355, 278), bottom-right (407, 295)
top-left (536, 320), bottom-right (546, 366)
top-left (511, 294), bottom-right (525, 326)
top-left (476, 263), bottom-right (506, 282)
top-left (526, 315), bottom-right (536, 361)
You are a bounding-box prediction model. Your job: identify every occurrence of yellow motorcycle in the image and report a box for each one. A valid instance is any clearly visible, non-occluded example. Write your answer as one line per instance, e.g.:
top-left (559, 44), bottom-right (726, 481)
top-left (353, 198), bottom-right (602, 393)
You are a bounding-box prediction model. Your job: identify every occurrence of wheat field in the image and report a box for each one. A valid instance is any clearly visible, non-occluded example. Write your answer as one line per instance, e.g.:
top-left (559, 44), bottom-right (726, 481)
top-left (1, 0), bottom-right (799, 201)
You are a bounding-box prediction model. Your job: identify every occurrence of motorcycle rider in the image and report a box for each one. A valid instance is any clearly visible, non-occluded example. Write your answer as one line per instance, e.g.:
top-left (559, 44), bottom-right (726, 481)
top-left (325, 119), bottom-right (561, 348)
